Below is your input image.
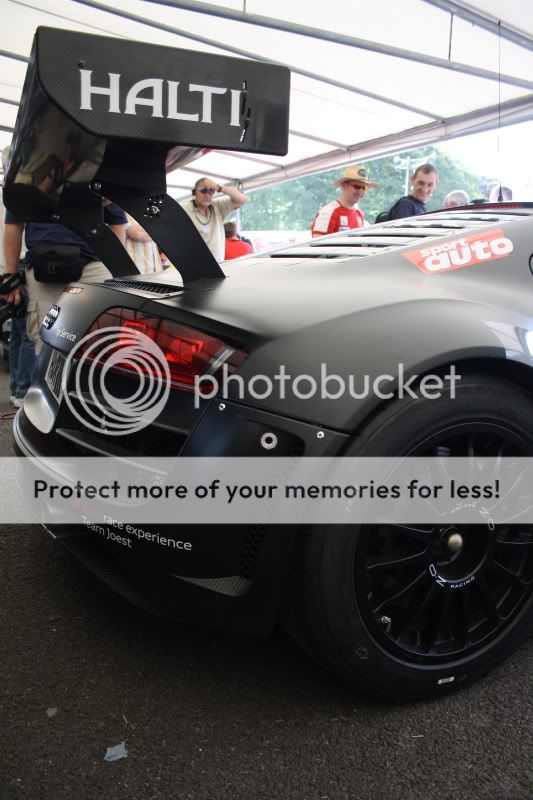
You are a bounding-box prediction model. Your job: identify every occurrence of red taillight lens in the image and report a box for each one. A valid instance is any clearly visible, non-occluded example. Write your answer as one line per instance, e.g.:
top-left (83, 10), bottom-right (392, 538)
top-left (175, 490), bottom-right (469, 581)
top-left (83, 308), bottom-right (246, 388)
top-left (164, 336), bottom-right (204, 366)
top-left (120, 320), bottom-right (154, 341)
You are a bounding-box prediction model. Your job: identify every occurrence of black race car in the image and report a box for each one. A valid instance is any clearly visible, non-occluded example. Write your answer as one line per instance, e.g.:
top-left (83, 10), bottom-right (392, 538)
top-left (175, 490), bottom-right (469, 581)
top-left (7, 28), bottom-right (533, 700)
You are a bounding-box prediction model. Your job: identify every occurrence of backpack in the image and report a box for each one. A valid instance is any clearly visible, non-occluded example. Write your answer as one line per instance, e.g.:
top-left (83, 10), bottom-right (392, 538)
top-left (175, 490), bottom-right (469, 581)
top-left (374, 210), bottom-right (390, 223)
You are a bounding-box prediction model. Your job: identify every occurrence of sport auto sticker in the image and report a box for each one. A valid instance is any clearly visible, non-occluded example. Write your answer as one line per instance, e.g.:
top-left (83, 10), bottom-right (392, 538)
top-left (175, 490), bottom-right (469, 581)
top-left (403, 228), bottom-right (514, 274)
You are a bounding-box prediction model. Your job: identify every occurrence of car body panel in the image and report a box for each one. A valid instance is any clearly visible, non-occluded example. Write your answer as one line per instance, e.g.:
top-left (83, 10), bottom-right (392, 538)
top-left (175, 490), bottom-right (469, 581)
top-left (8, 28), bottom-right (533, 647)
top-left (38, 210), bottom-right (533, 431)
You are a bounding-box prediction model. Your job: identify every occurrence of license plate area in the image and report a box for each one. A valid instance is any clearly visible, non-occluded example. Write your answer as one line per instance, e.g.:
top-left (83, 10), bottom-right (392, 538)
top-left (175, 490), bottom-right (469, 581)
top-left (44, 349), bottom-right (69, 404)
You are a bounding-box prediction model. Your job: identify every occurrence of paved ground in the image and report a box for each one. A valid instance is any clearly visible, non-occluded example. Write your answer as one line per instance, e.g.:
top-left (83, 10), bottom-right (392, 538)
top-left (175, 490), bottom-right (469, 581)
top-left (0, 357), bottom-right (532, 800)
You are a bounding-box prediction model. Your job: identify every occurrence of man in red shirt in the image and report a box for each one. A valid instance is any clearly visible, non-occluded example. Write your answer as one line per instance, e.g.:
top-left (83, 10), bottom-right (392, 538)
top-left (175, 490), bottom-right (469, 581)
top-left (224, 222), bottom-right (254, 260)
top-left (311, 165), bottom-right (377, 237)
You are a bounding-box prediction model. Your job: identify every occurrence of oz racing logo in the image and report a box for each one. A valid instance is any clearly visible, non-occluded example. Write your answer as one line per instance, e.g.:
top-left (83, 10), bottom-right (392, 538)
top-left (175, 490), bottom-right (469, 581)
top-left (403, 228), bottom-right (514, 274)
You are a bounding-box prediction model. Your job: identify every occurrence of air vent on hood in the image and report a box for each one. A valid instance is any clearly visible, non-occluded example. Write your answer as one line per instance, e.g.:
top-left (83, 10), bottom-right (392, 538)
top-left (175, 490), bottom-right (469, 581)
top-left (270, 246), bottom-right (376, 258)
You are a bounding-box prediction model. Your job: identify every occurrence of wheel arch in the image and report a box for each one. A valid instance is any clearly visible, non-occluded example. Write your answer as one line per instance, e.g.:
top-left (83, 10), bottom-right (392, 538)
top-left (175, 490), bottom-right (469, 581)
top-left (343, 353), bottom-right (533, 440)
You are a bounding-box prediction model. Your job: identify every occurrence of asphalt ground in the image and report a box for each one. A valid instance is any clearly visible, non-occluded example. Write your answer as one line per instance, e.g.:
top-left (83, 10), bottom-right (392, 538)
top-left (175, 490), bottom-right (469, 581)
top-left (0, 357), bottom-right (532, 800)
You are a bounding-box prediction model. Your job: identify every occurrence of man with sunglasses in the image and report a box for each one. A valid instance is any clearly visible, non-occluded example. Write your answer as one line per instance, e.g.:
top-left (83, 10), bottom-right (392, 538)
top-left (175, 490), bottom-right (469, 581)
top-left (311, 165), bottom-right (377, 237)
top-left (181, 177), bottom-right (247, 261)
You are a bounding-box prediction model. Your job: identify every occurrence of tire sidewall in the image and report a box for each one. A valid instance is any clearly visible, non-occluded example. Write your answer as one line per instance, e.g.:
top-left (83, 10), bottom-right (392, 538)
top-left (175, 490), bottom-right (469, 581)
top-left (310, 374), bottom-right (533, 698)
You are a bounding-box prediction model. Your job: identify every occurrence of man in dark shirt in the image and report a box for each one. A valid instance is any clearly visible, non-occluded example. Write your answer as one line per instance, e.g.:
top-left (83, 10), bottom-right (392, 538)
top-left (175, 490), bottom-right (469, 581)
top-left (387, 164), bottom-right (438, 221)
top-left (3, 203), bottom-right (127, 352)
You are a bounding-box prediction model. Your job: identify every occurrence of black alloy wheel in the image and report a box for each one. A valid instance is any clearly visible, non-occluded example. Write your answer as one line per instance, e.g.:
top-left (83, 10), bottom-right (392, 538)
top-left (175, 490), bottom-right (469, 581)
top-left (286, 374), bottom-right (533, 699)
top-left (356, 424), bottom-right (533, 666)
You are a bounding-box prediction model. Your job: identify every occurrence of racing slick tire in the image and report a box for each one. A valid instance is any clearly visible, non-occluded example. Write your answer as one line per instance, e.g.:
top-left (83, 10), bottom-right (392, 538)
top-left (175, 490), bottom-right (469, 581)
top-left (285, 373), bottom-right (533, 700)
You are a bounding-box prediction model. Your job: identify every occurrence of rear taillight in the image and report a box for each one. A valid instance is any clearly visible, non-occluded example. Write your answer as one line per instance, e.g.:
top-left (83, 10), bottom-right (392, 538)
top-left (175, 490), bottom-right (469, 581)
top-left (82, 308), bottom-right (246, 388)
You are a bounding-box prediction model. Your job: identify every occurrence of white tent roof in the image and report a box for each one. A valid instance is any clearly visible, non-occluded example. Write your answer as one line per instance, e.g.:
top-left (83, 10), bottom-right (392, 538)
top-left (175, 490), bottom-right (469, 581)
top-left (2, 0), bottom-right (533, 196)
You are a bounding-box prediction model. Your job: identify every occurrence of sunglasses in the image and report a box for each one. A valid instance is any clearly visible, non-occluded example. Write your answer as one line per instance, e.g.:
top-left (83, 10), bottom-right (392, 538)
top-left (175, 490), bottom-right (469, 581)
top-left (346, 182), bottom-right (367, 191)
top-left (197, 187), bottom-right (215, 194)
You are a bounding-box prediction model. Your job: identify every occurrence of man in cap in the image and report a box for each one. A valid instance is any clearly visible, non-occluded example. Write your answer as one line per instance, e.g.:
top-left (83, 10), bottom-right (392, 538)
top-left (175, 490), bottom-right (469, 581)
top-left (311, 165), bottom-right (377, 237)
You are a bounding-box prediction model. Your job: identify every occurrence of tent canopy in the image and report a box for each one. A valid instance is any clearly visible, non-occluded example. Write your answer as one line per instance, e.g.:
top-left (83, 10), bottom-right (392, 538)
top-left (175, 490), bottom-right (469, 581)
top-left (1, 0), bottom-right (532, 197)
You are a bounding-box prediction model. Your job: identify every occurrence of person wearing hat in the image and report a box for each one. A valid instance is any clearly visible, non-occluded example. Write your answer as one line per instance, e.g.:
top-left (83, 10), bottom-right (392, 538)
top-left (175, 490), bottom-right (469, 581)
top-left (311, 165), bottom-right (377, 237)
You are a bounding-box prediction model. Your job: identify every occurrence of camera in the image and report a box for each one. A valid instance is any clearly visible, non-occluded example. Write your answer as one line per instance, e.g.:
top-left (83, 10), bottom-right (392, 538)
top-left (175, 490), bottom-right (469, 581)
top-left (0, 294), bottom-right (27, 326)
top-left (0, 270), bottom-right (27, 358)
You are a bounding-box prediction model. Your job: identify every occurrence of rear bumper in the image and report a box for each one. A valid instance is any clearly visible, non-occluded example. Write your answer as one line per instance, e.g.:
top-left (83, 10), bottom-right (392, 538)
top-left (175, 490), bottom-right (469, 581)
top-left (13, 349), bottom-right (349, 635)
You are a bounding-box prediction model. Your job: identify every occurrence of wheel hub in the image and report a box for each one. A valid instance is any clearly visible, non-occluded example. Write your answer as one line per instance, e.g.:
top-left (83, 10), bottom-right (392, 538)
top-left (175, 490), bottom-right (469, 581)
top-left (435, 526), bottom-right (465, 558)
top-left (445, 531), bottom-right (464, 554)
top-left (432, 525), bottom-right (488, 582)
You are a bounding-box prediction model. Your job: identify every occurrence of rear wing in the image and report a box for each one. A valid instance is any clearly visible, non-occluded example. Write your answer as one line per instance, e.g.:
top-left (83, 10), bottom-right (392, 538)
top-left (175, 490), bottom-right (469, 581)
top-left (3, 27), bottom-right (290, 282)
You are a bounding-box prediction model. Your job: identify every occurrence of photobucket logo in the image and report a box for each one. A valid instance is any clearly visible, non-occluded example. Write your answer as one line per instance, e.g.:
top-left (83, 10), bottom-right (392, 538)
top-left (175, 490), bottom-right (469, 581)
top-left (62, 326), bottom-right (171, 435)
top-left (194, 363), bottom-right (461, 408)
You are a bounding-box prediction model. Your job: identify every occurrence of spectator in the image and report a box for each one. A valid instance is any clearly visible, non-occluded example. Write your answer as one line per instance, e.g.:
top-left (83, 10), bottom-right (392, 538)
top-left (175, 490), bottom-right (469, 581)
top-left (159, 251), bottom-right (175, 270)
top-left (311, 165), bottom-right (377, 236)
top-left (489, 185), bottom-right (513, 202)
top-left (239, 233), bottom-right (253, 248)
top-left (387, 164), bottom-right (438, 220)
top-left (444, 189), bottom-right (470, 208)
top-left (5, 269), bottom-right (36, 408)
top-left (0, 148), bottom-right (36, 407)
top-left (224, 222), bottom-right (253, 260)
top-left (181, 178), bottom-right (247, 261)
top-left (3, 202), bottom-right (128, 353)
top-left (125, 218), bottom-right (162, 273)
top-left (0, 202), bottom-right (36, 409)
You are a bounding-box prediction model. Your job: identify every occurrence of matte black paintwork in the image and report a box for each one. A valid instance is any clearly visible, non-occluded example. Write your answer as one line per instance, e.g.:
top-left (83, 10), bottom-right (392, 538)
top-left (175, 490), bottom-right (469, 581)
top-left (14, 26), bottom-right (533, 638)
top-left (13, 157), bottom-right (533, 635)
top-left (40, 211), bottom-right (533, 433)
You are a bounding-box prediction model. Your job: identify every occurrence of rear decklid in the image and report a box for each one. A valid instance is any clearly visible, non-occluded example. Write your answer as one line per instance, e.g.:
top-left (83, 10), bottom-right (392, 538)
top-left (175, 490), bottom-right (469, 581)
top-left (103, 205), bottom-right (533, 338)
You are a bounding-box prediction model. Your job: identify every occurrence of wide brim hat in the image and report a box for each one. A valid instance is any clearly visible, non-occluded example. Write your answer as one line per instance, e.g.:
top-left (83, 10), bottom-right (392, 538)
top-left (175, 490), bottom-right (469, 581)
top-left (334, 165), bottom-right (377, 188)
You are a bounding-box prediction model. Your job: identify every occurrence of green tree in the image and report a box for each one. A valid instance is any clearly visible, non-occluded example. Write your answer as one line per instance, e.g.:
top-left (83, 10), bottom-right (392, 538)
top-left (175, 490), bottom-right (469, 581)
top-left (241, 146), bottom-right (484, 230)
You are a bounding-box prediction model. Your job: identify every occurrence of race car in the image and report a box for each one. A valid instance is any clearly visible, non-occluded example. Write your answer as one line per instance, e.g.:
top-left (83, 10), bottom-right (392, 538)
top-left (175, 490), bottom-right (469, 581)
top-left (7, 28), bottom-right (533, 700)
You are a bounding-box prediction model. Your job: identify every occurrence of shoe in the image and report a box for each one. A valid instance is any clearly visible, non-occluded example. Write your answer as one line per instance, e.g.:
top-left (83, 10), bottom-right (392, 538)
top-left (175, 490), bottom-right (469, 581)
top-left (11, 397), bottom-right (24, 408)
